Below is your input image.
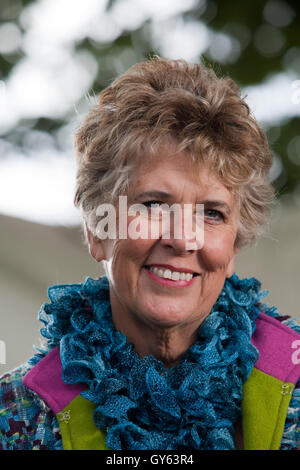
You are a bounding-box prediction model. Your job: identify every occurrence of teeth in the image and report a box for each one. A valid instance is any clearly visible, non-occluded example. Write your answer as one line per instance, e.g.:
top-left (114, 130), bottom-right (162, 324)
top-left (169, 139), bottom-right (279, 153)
top-left (149, 266), bottom-right (194, 281)
top-left (164, 269), bottom-right (172, 279)
top-left (171, 272), bottom-right (180, 281)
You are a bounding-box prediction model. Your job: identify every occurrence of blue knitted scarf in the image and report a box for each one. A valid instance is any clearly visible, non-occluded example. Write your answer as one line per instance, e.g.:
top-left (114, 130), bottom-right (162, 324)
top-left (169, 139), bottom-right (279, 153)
top-left (33, 273), bottom-right (265, 450)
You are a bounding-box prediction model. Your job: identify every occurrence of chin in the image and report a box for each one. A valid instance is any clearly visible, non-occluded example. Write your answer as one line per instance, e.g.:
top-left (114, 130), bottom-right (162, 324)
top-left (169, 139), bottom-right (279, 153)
top-left (138, 305), bottom-right (191, 328)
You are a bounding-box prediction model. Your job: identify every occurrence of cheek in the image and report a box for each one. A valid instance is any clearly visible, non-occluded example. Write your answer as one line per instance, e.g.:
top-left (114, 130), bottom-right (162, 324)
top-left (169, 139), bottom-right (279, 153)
top-left (200, 230), bottom-right (236, 271)
top-left (108, 238), bottom-right (155, 275)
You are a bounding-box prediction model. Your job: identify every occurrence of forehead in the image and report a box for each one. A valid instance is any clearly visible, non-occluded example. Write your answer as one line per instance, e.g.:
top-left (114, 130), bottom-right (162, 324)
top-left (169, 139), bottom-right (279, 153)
top-left (129, 150), bottom-right (233, 203)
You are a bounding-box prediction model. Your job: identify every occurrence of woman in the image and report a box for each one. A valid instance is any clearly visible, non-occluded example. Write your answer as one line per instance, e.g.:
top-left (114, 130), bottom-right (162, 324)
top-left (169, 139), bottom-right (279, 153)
top-left (0, 58), bottom-right (299, 451)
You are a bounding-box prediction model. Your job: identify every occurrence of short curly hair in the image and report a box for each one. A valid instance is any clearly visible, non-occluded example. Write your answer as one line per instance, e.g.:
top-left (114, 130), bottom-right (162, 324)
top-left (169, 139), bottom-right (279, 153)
top-left (74, 57), bottom-right (274, 248)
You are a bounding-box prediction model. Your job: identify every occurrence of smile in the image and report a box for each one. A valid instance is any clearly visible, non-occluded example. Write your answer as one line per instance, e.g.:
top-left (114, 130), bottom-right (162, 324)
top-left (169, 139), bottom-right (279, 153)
top-left (144, 265), bottom-right (199, 288)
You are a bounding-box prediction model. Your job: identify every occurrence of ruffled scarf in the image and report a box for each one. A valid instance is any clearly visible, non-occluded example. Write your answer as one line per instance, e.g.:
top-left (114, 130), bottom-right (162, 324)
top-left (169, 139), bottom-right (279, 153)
top-left (31, 274), bottom-right (266, 450)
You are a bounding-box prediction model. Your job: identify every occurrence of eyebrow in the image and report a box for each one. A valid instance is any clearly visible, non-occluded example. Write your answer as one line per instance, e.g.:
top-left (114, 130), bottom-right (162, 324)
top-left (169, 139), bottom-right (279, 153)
top-left (135, 190), bottom-right (174, 201)
top-left (202, 200), bottom-right (232, 216)
top-left (134, 191), bottom-right (232, 215)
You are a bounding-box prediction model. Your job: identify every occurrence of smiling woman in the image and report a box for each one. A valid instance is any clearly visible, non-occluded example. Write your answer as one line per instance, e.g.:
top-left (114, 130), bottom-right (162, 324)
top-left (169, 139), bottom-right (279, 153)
top-left (1, 57), bottom-right (300, 451)
top-left (89, 155), bottom-right (239, 365)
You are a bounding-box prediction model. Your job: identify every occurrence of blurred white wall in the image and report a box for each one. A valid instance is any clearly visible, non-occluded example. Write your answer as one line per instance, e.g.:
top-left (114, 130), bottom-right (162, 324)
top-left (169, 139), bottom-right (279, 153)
top-left (0, 198), bottom-right (299, 373)
top-left (0, 214), bottom-right (101, 373)
top-left (235, 200), bottom-right (300, 318)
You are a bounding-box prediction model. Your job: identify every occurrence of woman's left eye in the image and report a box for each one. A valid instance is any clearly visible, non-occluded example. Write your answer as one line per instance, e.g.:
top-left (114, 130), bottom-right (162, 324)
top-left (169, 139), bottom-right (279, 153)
top-left (204, 209), bottom-right (225, 222)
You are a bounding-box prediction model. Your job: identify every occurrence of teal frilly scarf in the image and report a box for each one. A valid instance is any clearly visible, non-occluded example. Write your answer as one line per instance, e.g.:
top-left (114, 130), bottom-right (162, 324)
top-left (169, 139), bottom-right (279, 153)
top-left (30, 274), bottom-right (266, 450)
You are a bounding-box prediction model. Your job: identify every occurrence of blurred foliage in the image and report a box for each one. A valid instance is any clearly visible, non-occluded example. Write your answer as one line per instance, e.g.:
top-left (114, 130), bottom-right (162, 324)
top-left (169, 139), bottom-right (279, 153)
top-left (0, 0), bottom-right (300, 197)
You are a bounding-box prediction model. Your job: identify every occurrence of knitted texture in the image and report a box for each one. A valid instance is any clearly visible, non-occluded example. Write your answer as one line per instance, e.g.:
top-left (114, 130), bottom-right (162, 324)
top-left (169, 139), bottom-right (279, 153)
top-left (31, 274), bottom-right (262, 450)
top-left (1, 274), bottom-right (299, 450)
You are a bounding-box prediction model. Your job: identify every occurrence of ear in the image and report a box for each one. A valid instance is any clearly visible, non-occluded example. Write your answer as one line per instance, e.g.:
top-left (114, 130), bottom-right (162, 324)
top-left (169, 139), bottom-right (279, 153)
top-left (226, 246), bottom-right (239, 279)
top-left (85, 223), bottom-right (106, 262)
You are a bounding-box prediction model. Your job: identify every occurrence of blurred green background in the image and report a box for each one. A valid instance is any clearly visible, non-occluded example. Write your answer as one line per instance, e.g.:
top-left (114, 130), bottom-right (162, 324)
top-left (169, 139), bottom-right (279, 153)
top-left (0, 0), bottom-right (299, 372)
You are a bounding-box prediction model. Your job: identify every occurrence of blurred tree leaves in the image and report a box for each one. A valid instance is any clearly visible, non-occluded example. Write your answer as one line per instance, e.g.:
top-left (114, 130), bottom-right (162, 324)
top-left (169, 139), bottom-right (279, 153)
top-left (0, 0), bottom-right (299, 197)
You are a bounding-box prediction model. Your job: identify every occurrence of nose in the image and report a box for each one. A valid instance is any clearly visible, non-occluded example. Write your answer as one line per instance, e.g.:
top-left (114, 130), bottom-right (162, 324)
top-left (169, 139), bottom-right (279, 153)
top-left (158, 205), bottom-right (204, 253)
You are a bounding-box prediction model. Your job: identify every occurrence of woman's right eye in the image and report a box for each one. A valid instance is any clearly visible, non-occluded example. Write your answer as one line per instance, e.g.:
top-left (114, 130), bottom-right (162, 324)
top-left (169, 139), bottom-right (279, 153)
top-left (143, 200), bottom-right (163, 208)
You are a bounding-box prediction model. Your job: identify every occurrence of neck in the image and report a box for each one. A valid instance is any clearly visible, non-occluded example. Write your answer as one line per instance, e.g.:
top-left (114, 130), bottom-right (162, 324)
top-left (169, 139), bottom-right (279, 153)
top-left (110, 291), bottom-right (200, 369)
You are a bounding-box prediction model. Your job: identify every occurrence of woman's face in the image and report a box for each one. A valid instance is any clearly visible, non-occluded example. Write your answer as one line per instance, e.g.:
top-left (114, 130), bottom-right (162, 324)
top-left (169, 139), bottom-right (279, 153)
top-left (90, 150), bottom-right (239, 330)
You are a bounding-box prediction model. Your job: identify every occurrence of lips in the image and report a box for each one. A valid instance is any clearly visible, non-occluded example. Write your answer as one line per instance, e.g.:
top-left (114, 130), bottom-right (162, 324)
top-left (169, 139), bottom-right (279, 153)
top-left (143, 264), bottom-right (198, 288)
top-left (145, 264), bottom-right (199, 275)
